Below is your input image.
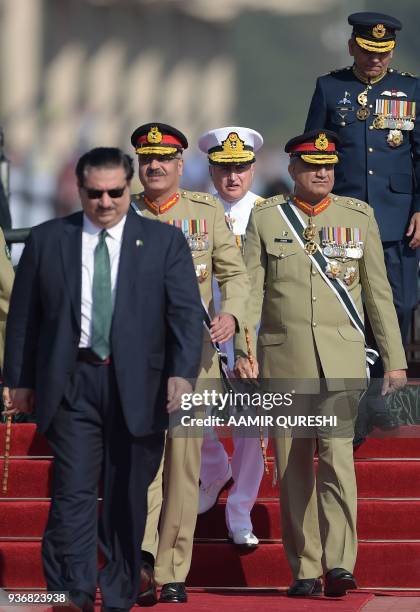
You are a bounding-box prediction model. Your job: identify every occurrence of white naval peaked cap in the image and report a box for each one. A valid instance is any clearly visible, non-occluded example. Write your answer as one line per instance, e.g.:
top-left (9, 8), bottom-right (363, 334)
top-left (198, 126), bottom-right (263, 165)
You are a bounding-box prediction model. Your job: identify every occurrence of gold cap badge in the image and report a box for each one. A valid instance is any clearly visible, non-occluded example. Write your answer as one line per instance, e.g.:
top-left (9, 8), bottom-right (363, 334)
top-left (147, 126), bottom-right (163, 144)
top-left (372, 24), bottom-right (386, 39)
top-left (223, 132), bottom-right (245, 154)
top-left (315, 133), bottom-right (329, 151)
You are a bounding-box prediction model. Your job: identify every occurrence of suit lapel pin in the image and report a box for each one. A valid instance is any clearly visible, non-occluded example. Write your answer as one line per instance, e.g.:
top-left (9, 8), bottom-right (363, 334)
top-left (136, 239), bottom-right (143, 247)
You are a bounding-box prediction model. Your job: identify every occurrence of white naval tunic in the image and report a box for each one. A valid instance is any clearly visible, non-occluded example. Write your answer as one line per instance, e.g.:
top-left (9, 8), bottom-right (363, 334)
top-left (201, 190), bottom-right (265, 534)
top-left (211, 190), bottom-right (259, 367)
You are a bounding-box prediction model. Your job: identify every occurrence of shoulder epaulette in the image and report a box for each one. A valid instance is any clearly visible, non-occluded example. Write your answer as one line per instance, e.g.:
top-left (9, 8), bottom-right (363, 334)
top-left (332, 195), bottom-right (373, 216)
top-left (254, 194), bottom-right (284, 211)
top-left (329, 66), bottom-right (352, 75)
top-left (388, 67), bottom-right (417, 78)
top-left (181, 190), bottom-right (217, 206)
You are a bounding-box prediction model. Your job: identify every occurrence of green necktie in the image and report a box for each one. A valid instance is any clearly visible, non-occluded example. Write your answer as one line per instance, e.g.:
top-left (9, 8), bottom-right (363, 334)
top-left (91, 229), bottom-right (112, 359)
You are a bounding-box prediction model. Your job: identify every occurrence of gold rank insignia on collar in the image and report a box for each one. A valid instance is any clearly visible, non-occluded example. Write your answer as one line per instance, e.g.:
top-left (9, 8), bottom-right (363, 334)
top-left (352, 65), bottom-right (387, 85)
top-left (293, 195), bottom-right (331, 216)
top-left (143, 192), bottom-right (180, 215)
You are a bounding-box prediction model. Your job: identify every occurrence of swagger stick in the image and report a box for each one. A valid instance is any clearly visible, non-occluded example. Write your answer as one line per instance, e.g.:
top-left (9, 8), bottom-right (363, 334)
top-left (244, 326), bottom-right (269, 474)
top-left (2, 416), bottom-right (12, 494)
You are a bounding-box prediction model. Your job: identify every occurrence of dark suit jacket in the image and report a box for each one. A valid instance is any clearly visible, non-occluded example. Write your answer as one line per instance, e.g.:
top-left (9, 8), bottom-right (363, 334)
top-left (4, 209), bottom-right (203, 435)
top-left (305, 67), bottom-right (420, 242)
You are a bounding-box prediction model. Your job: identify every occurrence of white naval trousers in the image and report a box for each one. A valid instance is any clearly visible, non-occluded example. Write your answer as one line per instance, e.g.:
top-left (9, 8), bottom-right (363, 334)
top-left (200, 429), bottom-right (265, 532)
top-left (200, 276), bottom-right (265, 531)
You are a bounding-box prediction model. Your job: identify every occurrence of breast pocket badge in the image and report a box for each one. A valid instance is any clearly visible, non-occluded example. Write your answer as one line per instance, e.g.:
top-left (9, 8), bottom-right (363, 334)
top-left (343, 266), bottom-right (358, 286)
top-left (195, 263), bottom-right (209, 283)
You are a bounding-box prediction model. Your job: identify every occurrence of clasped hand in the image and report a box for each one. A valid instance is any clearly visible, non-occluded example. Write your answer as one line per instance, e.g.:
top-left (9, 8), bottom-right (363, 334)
top-left (2, 388), bottom-right (35, 417)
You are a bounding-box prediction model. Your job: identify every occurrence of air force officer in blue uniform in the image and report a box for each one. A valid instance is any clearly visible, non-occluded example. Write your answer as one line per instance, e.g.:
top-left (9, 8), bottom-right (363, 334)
top-left (305, 12), bottom-right (420, 344)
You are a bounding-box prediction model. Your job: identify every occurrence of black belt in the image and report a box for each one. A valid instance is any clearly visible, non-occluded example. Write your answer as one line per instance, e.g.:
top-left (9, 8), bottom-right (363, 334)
top-left (77, 348), bottom-right (112, 365)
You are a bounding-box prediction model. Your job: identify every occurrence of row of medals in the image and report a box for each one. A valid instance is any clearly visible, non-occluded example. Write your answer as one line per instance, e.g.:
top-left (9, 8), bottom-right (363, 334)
top-left (303, 219), bottom-right (363, 258)
top-left (186, 233), bottom-right (209, 283)
top-left (356, 88), bottom-right (414, 146)
top-left (187, 234), bottom-right (209, 251)
top-left (303, 218), bottom-right (362, 285)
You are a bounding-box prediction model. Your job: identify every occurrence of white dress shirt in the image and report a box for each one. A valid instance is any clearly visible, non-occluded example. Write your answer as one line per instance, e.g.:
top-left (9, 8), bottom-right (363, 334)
top-left (79, 214), bottom-right (127, 348)
top-left (215, 190), bottom-right (259, 236)
top-left (212, 190), bottom-right (260, 368)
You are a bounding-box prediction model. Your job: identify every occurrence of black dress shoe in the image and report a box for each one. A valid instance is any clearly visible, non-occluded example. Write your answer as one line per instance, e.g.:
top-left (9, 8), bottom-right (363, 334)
top-left (287, 578), bottom-right (322, 597)
top-left (101, 607), bottom-right (130, 611)
top-left (68, 590), bottom-right (95, 611)
top-left (159, 583), bottom-right (187, 603)
top-left (368, 396), bottom-right (399, 431)
top-left (137, 562), bottom-right (157, 606)
top-left (324, 568), bottom-right (357, 597)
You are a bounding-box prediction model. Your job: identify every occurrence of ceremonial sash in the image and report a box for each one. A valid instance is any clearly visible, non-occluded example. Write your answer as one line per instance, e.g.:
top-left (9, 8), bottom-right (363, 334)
top-left (277, 201), bottom-right (378, 369)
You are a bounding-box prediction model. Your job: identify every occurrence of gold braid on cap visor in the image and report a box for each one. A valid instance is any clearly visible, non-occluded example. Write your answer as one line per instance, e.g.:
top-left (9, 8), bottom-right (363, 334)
top-left (208, 150), bottom-right (255, 164)
top-left (136, 145), bottom-right (179, 155)
top-left (300, 154), bottom-right (339, 164)
top-left (355, 37), bottom-right (395, 52)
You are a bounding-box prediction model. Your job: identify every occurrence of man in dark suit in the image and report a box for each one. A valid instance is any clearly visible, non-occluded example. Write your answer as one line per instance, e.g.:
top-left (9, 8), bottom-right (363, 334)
top-left (2, 147), bottom-right (203, 611)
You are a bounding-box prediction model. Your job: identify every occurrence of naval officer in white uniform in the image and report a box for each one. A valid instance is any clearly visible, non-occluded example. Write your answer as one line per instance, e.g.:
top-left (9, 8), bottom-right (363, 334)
top-left (197, 126), bottom-right (265, 547)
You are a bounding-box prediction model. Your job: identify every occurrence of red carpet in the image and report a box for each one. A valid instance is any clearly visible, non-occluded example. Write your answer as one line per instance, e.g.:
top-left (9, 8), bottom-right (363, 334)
top-left (2, 457), bottom-right (420, 499)
top-left (1, 424), bottom-right (420, 597)
top-left (2, 424), bottom-right (420, 457)
top-left (161, 591), bottom-right (375, 611)
top-left (39, 591), bottom-right (374, 611)
top-left (132, 591), bottom-right (376, 611)
top-left (0, 591), bottom-right (376, 612)
top-left (2, 499), bottom-right (420, 540)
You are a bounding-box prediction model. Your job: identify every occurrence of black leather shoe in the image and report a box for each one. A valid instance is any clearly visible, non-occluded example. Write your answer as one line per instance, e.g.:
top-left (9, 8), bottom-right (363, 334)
top-left (68, 590), bottom-right (95, 611)
top-left (137, 562), bottom-right (157, 606)
top-left (324, 568), bottom-right (357, 597)
top-left (101, 607), bottom-right (130, 611)
top-left (159, 583), bottom-right (187, 603)
top-left (287, 578), bottom-right (322, 597)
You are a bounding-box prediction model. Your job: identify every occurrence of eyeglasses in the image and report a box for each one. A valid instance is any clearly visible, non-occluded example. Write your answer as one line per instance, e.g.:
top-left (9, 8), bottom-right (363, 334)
top-left (83, 185), bottom-right (127, 199)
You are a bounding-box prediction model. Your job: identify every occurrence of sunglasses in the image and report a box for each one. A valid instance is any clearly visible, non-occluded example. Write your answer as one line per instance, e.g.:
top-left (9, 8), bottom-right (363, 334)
top-left (84, 185), bottom-right (127, 199)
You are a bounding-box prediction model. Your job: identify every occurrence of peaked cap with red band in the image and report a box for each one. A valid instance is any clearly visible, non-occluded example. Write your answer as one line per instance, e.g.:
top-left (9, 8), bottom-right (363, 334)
top-left (285, 129), bottom-right (340, 165)
top-left (131, 122), bottom-right (188, 156)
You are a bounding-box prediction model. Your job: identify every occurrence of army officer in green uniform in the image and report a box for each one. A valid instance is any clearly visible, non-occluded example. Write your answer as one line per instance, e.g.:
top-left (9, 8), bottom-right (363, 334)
top-left (0, 228), bottom-right (14, 422)
top-left (130, 123), bottom-right (249, 604)
top-left (235, 130), bottom-right (406, 597)
top-left (0, 228), bottom-right (14, 373)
